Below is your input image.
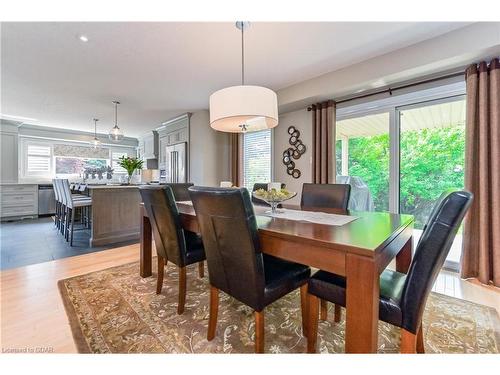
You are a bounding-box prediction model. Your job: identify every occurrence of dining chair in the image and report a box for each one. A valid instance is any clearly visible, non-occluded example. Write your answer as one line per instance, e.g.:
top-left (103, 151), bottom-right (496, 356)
top-left (306, 190), bottom-right (473, 353)
top-left (188, 186), bottom-right (311, 353)
top-left (251, 182), bottom-right (286, 206)
top-left (139, 185), bottom-right (206, 314)
top-left (301, 183), bottom-right (351, 211)
top-left (301, 182), bottom-right (352, 322)
top-left (165, 183), bottom-right (194, 202)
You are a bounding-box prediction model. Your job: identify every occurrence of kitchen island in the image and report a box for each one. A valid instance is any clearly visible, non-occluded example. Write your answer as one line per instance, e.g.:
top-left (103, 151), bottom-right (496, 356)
top-left (87, 185), bottom-right (142, 247)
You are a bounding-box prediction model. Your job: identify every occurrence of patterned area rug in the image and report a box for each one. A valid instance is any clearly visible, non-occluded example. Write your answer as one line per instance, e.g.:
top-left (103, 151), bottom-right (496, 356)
top-left (58, 260), bottom-right (500, 353)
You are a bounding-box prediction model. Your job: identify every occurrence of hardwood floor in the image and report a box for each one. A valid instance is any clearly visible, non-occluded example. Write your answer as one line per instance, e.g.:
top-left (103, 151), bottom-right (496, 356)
top-left (0, 244), bottom-right (498, 353)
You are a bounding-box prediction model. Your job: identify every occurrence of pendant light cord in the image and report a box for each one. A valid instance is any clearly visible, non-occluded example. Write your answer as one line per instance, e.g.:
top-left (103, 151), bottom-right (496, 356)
top-left (241, 25), bottom-right (244, 86)
top-left (114, 102), bottom-right (118, 127)
top-left (94, 119), bottom-right (98, 138)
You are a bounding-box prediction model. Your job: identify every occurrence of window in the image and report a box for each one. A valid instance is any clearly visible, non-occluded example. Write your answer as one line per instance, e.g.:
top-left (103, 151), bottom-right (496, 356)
top-left (242, 130), bottom-right (272, 189)
top-left (26, 143), bottom-right (52, 176)
top-left (111, 152), bottom-right (128, 174)
top-left (55, 156), bottom-right (108, 176)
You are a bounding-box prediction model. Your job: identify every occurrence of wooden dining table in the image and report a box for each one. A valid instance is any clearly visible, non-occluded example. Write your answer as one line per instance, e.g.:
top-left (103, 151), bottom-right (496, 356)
top-left (139, 201), bottom-right (414, 353)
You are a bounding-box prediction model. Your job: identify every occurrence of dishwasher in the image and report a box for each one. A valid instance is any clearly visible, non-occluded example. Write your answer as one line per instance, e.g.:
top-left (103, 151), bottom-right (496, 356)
top-left (38, 184), bottom-right (56, 215)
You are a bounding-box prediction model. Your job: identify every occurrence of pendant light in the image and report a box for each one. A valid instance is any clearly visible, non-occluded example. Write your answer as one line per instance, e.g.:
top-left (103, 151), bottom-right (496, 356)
top-left (209, 22), bottom-right (278, 133)
top-left (90, 118), bottom-right (101, 149)
top-left (108, 100), bottom-right (124, 141)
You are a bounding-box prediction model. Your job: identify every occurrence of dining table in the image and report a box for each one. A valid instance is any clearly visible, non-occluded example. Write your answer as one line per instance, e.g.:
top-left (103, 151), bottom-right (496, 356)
top-left (139, 201), bottom-right (414, 353)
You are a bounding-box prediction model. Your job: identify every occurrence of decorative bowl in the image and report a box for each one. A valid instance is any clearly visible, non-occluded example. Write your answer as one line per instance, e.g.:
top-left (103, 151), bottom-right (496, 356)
top-left (252, 188), bottom-right (296, 214)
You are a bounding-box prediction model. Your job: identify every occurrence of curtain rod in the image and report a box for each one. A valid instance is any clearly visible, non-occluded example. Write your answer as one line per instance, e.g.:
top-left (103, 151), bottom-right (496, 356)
top-left (307, 71), bottom-right (465, 110)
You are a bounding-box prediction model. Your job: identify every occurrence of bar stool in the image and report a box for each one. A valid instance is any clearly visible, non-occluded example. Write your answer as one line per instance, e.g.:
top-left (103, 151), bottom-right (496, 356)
top-left (52, 178), bottom-right (61, 229)
top-left (60, 179), bottom-right (92, 246)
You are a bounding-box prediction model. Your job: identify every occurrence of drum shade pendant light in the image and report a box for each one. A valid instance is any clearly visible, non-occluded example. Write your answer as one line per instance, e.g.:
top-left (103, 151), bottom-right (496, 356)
top-left (90, 118), bottom-right (102, 149)
top-left (108, 100), bottom-right (124, 141)
top-left (209, 22), bottom-right (278, 133)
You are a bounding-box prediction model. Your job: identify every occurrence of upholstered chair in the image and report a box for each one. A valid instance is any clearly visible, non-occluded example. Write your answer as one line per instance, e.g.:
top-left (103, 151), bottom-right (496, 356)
top-left (306, 190), bottom-right (473, 353)
top-left (188, 186), bottom-right (310, 353)
top-left (165, 183), bottom-right (194, 202)
top-left (301, 183), bottom-right (351, 211)
top-left (300, 183), bottom-right (352, 322)
top-left (139, 185), bottom-right (206, 314)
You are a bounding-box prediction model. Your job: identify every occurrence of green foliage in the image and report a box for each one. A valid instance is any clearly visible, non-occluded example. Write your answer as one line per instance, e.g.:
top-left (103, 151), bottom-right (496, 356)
top-left (343, 126), bottom-right (464, 229)
top-left (118, 156), bottom-right (144, 176)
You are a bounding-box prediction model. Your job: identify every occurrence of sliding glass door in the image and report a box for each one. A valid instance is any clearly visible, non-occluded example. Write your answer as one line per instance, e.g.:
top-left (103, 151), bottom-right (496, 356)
top-left (398, 97), bottom-right (466, 269)
top-left (335, 88), bottom-right (466, 271)
top-left (336, 112), bottom-right (390, 212)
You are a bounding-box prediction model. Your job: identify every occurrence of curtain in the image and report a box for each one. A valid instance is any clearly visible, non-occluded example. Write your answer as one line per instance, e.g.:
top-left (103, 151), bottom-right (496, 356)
top-left (311, 100), bottom-right (336, 183)
top-left (229, 133), bottom-right (241, 187)
top-left (461, 58), bottom-right (500, 287)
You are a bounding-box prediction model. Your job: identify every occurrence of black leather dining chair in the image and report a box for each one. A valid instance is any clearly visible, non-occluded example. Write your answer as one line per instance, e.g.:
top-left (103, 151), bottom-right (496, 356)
top-left (188, 186), bottom-right (311, 353)
top-left (306, 190), bottom-right (473, 353)
top-left (251, 182), bottom-right (286, 206)
top-left (139, 185), bottom-right (206, 315)
top-left (301, 183), bottom-right (351, 211)
top-left (165, 183), bottom-right (194, 202)
top-left (301, 182), bottom-right (352, 322)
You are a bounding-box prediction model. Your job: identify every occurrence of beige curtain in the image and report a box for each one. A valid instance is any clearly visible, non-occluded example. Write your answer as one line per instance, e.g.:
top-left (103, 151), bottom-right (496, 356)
top-left (461, 58), bottom-right (500, 287)
top-left (229, 133), bottom-right (241, 187)
top-left (311, 100), bottom-right (336, 183)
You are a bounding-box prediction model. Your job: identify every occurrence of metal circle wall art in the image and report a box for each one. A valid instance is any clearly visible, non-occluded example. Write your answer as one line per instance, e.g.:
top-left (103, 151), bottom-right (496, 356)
top-left (283, 126), bottom-right (306, 179)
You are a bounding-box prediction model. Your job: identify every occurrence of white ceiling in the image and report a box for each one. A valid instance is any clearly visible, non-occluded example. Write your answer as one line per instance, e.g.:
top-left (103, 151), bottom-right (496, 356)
top-left (1, 22), bottom-right (471, 137)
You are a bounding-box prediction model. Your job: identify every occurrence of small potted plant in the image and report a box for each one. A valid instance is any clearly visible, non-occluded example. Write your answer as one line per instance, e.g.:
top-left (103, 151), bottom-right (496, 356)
top-left (118, 156), bottom-right (143, 184)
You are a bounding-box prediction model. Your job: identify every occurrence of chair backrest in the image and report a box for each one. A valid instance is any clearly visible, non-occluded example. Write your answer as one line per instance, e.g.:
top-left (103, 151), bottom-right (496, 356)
top-left (301, 183), bottom-right (351, 211)
top-left (189, 186), bottom-right (266, 311)
top-left (165, 183), bottom-right (194, 201)
top-left (60, 179), bottom-right (73, 208)
top-left (251, 182), bottom-right (286, 205)
top-left (139, 186), bottom-right (188, 266)
top-left (400, 190), bottom-right (473, 333)
top-left (52, 179), bottom-right (60, 202)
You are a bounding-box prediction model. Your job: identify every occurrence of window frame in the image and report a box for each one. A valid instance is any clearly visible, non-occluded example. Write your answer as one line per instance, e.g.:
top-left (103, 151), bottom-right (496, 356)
top-left (23, 141), bottom-right (53, 178)
top-left (241, 128), bottom-right (274, 190)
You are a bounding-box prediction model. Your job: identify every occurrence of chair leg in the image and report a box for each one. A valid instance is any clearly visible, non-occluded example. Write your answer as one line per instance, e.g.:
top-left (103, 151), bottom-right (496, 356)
top-left (198, 261), bottom-right (204, 278)
top-left (299, 284), bottom-right (309, 337)
top-left (307, 294), bottom-right (319, 353)
top-left (156, 257), bottom-right (165, 294)
top-left (254, 310), bottom-right (265, 353)
top-left (320, 300), bottom-right (328, 321)
top-left (177, 266), bottom-right (187, 315)
top-left (334, 304), bottom-right (342, 323)
top-left (416, 323), bottom-right (425, 354)
top-left (400, 329), bottom-right (417, 353)
top-left (70, 207), bottom-right (75, 246)
top-left (207, 286), bottom-right (219, 341)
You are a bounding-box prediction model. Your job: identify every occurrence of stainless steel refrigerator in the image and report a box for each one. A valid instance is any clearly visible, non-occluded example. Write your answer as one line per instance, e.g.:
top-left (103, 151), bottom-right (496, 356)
top-left (165, 142), bottom-right (187, 183)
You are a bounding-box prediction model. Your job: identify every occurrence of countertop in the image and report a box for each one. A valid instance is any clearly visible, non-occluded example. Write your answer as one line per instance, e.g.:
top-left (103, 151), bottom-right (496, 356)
top-left (86, 185), bottom-right (141, 189)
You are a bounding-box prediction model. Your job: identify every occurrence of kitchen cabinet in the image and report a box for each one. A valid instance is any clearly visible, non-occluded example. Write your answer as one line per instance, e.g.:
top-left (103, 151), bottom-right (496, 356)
top-left (0, 184), bottom-right (38, 219)
top-left (0, 124), bottom-right (19, 184)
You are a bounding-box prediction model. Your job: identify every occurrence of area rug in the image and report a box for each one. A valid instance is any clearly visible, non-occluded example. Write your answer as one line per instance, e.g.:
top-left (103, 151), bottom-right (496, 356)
top-left (58, 260), bottom-right (500, 353)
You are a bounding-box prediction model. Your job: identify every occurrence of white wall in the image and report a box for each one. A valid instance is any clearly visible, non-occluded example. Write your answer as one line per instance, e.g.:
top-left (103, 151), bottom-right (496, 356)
top-left (277, 22), bottom-right (500, 113)
top-left (273, 108), bottom-right (312, 205)
top-left (189, 110), bottom-right (230, 186)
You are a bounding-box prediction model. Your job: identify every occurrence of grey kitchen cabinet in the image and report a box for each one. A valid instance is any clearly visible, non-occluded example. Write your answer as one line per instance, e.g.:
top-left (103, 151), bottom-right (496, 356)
top-left (0, 184), bottom-right (38, 219)
top-left (0, 124), bottom-right (19, 184)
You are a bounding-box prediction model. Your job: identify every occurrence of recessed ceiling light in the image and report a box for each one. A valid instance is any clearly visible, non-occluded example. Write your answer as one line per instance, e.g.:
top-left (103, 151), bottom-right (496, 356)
top-left (79, 35), bottom-right (89, 43)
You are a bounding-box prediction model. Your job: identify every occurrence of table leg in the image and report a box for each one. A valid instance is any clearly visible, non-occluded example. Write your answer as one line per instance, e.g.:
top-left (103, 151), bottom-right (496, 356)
top-left (140, 206), bottom-right (152, 278)
top-left (396, 236), bottom-right (412, 274)
top-left (345, 253), bottom-right (379, 353)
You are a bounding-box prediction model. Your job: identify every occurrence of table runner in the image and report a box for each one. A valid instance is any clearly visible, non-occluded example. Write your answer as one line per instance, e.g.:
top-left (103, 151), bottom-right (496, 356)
top-left (264, 208), bottom-right (358, 226)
